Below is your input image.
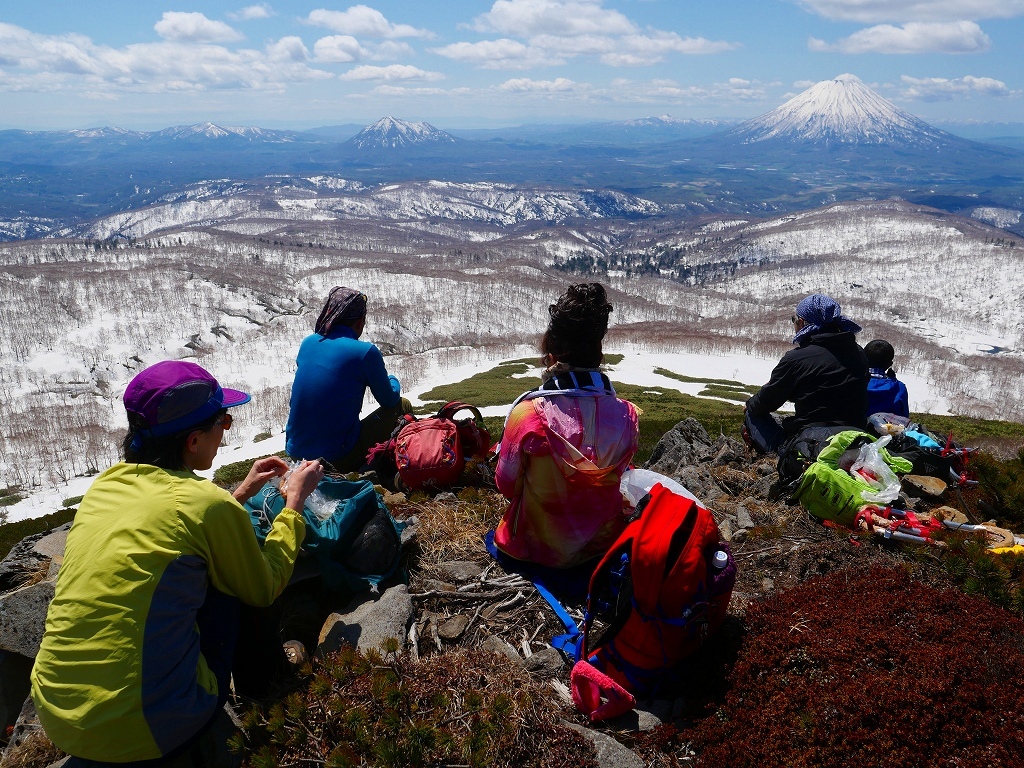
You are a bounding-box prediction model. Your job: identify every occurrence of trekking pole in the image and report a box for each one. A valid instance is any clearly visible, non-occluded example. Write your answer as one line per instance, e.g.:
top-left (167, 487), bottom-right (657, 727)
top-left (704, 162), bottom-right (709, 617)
top-left (940, 519), bottom-right (1023, 548)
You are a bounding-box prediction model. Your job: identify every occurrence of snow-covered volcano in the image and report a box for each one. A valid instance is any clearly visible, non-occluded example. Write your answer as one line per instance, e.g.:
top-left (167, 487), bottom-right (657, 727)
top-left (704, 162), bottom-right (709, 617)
top-left (350, 117), bottom-right (457, 150)
top-left (730, 74), bottom-right (957, 147)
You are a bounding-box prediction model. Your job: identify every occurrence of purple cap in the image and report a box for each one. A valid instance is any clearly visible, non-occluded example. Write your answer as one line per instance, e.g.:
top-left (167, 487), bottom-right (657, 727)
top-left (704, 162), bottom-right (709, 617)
top-left (124, 360), bottom-right (250, 437)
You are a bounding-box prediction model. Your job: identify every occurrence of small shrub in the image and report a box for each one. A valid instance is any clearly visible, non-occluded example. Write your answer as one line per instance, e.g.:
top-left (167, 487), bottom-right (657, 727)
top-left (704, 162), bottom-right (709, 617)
top-left (972, 448), bottom-right (1024, 529)
top-left (237, 646), bottom-right (596, 768)
top-left (213, 452), bottom-right (287, 487)
top-left (253, 432), bottom-right (273, 443)
top-left (686, 564), bottom-right (1024, 768)
top-left (62, 494), bottom-right (85, 508)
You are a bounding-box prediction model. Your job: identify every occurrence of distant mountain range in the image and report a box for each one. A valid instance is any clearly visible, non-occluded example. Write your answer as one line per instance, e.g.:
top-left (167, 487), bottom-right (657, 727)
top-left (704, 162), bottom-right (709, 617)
top-left (1, 76), bottom-right (1023, 240)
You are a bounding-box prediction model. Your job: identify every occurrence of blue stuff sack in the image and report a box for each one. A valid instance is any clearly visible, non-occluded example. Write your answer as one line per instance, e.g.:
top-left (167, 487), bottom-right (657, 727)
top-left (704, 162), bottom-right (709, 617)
top-left (246, 476), bottom-right (405, 593)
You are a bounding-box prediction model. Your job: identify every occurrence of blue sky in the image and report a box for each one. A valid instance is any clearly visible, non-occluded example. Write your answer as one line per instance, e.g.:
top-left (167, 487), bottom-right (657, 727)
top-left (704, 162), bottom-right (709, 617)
top-left (1, 0), bottom-right (1022, 130)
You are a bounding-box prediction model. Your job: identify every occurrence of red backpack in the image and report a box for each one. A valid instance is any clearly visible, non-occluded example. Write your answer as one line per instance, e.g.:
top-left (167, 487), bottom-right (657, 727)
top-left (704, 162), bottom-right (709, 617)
top-left (577, 483), bottom-right (735, 699)
top-left (393, 401), bottom-right (491, 490)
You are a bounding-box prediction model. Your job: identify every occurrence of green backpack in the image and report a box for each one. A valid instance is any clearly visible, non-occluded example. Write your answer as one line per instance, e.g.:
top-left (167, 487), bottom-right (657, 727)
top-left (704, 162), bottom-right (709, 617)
top-left (792, 431), bottom-right (913, 527)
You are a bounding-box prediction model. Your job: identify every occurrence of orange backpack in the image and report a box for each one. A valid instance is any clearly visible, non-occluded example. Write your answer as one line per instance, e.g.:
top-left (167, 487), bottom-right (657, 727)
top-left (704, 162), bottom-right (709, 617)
top-left (579, 483), bottom-right (735, 697)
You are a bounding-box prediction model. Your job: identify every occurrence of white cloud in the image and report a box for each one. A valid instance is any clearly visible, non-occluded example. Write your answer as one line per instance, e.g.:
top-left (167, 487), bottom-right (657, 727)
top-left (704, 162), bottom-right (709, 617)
top-left (900, 74), bottom-right (1017, 100)
top-left (266, 36), bottom-right (308, 62)
top-left (442, 0), bottom-right (737, 70)
top-left (808, 21), bottom-right (990, 53)
top-left (365, 41), bottom-right (416, 60)
top-left (0, 23), bottom-right (332, 93)
top-left (795, 0), bottom-right (1024, 23)
top-left (498, 77), bottom-right (578, 92)
top-left (229, 4), bottom-right (275, 21)
top-left (304, 6), bottom-right (433, 39)
top-left (430, 39), bottom-right (563, 69)
top-left (472, 0), bottom-right (636, 36)
top-left (339, 64), bottom-right (444, 81)
top-left (601, 76), bottom-right (771, 104)
top-left (312, 36), bottom-right (412, 63)
top-left (154, 12), bottom-right (243, 43)
top-left (373, 85), bottom-right (469, 96)
top-left (312, 35), bottom-right (367, 63)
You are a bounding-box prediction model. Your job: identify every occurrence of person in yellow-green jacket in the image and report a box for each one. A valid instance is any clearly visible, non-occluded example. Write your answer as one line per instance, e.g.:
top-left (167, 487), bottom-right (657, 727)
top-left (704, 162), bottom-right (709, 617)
top-left (30, 360), bottom-right (324, 766)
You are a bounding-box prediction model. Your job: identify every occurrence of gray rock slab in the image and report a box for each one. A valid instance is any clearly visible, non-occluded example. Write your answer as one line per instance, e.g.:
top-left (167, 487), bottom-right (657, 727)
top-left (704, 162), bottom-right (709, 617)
top-left (561, 721), bottom-right (645, 768)
top-left (0, 579), bottom-right (55, 657)
top-left (32, 529), bottom-right (69, 565)
top-left (606, 698), bottom-right (670, 732)
top-left (437, 614), bottom-right (470, 641)
top-left (437, 560), bottom-right (483, 583)
top-left (521, 646), bottom-right (565, 679)
top-left (479, 635), bottom-right (521, 662)
top-left (735, 505), bottom-right (755, 530)
top-left (399, 515), bottom-right (419, 546)
top-left (316, 584), bottom-right (413, 657)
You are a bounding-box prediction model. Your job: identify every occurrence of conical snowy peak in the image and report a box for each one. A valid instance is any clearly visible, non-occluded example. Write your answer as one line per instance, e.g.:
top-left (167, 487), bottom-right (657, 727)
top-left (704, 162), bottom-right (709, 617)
top-left (731, 75), bottom-right (953, 147)
top-left (350, 117), bottom-right (457, 150)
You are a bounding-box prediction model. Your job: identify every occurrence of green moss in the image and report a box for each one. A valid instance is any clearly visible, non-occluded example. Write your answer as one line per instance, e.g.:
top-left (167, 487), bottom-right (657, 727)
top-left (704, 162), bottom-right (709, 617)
top-left (213, 452), bottom-right (286, 487)
top-left (418, 361), bottom-right (541, 410)
top-left (654, 367), bottom-right (755, 389)
top-left (698, 385), bottom-right (757, 403)
top-left (0, 508), bottom-right (77, 560)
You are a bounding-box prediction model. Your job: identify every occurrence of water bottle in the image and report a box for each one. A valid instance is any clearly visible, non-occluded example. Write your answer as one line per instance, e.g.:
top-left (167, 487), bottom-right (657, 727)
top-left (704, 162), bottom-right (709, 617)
top-left (712, 550), bottom-right (729, 570)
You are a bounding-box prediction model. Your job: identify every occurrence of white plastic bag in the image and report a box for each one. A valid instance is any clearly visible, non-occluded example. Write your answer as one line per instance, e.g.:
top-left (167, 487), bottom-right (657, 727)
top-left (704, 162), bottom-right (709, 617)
top-left (271, 461), bottom-right (335, 521)
top-left (620, 468), bottom-right (702, 508)
top-left (849, 435), bottom-right (901, 504)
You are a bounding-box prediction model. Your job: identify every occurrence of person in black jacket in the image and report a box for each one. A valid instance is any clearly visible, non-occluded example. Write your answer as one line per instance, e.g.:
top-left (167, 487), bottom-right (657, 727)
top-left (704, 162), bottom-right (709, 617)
top-left (744, 294), bottom-right (869, 454)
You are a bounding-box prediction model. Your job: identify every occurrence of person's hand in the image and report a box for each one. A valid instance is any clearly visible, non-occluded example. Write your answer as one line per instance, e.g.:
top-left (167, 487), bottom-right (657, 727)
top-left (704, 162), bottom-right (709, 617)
top-left (283, 459), bottom-right (325, 511)
top-left (232, 456), bottom-right (290, 503)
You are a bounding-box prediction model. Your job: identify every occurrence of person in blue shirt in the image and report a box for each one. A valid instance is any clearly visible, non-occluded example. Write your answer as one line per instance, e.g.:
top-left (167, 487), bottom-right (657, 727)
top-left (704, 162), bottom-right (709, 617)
top-left (864, 339), bottom-right (910, 418)
top-left (286, 286), bottom-right (411, 471)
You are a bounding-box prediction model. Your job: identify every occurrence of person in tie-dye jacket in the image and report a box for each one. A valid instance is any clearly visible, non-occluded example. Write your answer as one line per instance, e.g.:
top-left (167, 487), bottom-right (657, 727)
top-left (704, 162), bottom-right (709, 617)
top-left (494, 283), bottom-right (639, 569)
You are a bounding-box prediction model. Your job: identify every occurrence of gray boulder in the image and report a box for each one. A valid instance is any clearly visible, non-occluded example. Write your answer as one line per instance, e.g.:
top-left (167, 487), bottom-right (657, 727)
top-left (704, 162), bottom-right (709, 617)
top-left (0, 579), bottom-right (56, 657)
top-left (644, 418), bottom-right (713, 475)
top-left (0, 524), bottom-right (69, 594)
top-left (437, 560), bottom-right (482, 583)
top-left (561, 721), bottom-right (645, 768)
top-left (316, 584), bottom-right (414, 657)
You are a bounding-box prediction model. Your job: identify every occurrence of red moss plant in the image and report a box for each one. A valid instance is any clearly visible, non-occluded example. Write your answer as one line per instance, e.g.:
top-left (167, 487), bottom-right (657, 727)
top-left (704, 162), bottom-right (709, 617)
top-left (686, 564), bottom-right (1024, 768)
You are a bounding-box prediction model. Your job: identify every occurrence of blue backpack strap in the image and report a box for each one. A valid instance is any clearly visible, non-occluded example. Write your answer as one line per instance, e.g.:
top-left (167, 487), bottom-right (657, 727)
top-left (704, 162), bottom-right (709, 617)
top-left (532, 578), bottom-right (583, 659)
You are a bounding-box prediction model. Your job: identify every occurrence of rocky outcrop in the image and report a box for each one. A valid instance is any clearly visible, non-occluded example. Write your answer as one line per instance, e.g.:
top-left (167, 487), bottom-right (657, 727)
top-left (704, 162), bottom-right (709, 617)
top-left (316, 583), bottom-right (415, 657)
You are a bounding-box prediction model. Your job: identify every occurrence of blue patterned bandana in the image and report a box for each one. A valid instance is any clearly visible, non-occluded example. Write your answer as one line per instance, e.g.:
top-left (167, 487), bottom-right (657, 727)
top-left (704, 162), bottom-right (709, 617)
top-left (793, 294), bottom-right (862, 344)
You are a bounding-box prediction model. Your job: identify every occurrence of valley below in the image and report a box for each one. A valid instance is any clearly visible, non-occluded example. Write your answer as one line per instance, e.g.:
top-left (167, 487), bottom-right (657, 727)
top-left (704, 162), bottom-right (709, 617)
top-left (1, 179), bottom-right (1022, 518)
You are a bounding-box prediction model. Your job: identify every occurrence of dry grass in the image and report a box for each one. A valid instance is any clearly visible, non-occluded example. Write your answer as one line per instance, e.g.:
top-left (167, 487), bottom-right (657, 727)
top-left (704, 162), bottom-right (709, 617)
top-left (406, 488), bottom-right (506, 570)
top-left (0, 729), bottom-right (64, 768)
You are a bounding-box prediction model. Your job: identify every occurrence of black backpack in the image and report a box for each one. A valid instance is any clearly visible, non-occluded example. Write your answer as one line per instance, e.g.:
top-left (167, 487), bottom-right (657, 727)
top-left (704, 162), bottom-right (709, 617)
top-left (776, 425), bottom-right (872, 490)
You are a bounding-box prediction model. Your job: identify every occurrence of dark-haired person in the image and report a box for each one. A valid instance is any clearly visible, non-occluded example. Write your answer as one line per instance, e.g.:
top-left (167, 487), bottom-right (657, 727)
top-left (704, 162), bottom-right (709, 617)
top-left (286, 286), bottom-right (411, 472)
top-left (744, 293), bottom-right (869, 454)
top-left (865, 339), bottom-right (910, 418)
top-left (31, 360), bottom-right (324, 765)
top-left (494, 283), bottom-right (639, 569)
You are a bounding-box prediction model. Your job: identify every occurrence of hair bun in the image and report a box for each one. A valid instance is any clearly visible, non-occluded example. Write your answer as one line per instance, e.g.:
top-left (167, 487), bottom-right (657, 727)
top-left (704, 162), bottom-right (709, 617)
top-left (549, 283), bottom-right (612, 330)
